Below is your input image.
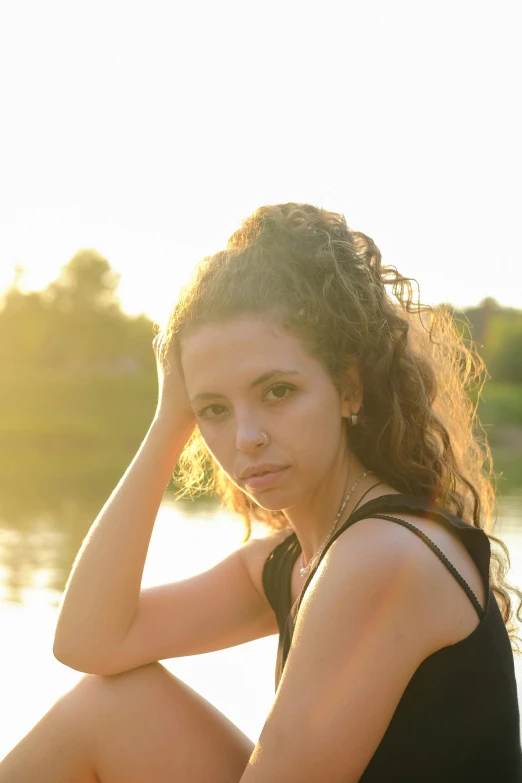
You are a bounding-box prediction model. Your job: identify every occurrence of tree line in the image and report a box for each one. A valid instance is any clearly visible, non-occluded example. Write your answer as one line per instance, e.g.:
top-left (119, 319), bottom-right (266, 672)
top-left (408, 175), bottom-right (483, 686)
top-left (1, 251), bottom-right (155, 376)
top-left (1, 251), bottom-right (520, 384)
top-left (451, 298), bottom-right (522, 385)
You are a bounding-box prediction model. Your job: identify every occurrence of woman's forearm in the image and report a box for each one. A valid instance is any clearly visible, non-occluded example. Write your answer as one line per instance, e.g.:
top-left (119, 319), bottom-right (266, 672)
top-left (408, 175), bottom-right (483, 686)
top-left (53, 413), bottom-right (193, 669)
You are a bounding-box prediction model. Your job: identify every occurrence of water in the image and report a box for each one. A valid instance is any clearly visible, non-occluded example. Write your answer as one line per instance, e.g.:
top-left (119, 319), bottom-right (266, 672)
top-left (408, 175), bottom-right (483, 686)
top-left (1, 496), bottom-right (521, 760)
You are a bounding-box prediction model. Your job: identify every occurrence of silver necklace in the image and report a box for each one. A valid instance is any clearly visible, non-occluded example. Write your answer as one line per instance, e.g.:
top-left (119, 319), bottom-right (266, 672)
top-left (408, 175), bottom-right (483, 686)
top-left (299, 470), bottom-right (371, 578)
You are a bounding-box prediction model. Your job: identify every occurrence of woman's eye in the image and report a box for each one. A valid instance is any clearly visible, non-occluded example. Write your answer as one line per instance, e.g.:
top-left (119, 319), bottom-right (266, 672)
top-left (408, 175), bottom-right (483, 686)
top-left (196, 384), bottom-right (295, 420)
top-left (265, 383), bottom-right (295, 402)
top-left (196, 404), bottom-right (227, 420)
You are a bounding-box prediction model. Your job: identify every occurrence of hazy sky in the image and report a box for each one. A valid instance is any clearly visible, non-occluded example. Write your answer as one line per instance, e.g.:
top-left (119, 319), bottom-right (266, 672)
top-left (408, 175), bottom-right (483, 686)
top-left (1, 0), bottom-right (520, 325)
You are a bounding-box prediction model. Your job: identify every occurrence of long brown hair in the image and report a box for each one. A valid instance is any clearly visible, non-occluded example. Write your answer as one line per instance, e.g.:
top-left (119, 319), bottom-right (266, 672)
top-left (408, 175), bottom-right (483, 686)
top-left (163, 202), bottom-right (522, 651)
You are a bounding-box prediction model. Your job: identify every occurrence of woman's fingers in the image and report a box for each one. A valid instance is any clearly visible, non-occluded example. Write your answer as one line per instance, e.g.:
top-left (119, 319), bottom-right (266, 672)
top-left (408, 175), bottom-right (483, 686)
top-left (152, 332), bottom-right (165, 359)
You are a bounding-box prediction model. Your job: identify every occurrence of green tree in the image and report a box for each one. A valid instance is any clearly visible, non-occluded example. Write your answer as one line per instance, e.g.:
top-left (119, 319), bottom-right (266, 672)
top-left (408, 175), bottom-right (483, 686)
top-left (46, 249), bottom-right (121, 314)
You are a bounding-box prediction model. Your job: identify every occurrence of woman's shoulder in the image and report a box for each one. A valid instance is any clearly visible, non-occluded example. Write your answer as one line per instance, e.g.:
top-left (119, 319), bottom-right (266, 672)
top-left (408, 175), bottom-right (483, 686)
top-left (320, 506), bottom-right (488, 654)
top-left (344, 492), bottom-right (489, 600)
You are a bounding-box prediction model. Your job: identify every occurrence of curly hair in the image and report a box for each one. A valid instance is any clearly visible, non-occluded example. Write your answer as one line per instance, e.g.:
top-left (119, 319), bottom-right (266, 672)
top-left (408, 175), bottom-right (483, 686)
top-left (162, 202), bottom-right (522, 651)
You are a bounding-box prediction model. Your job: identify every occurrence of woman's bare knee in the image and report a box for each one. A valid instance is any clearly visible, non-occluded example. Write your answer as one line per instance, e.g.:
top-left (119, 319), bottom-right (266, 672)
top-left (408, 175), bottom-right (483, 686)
top-left (1, 663), bottom-right (254, 783)
top-left (80, 662), bottom-right (254, 783)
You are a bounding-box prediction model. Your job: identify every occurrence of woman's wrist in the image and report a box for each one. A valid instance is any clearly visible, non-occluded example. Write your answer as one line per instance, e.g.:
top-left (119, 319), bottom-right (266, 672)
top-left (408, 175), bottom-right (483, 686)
top-left (151, 407), bottom-right (196, 445)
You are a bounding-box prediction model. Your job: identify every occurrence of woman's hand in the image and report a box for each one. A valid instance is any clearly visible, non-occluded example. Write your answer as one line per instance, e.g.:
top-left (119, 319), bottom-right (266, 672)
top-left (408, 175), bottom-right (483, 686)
top-left (54, 334), bottom-right (197, 672)
top-left (152, 332), bottom-right (195, 432)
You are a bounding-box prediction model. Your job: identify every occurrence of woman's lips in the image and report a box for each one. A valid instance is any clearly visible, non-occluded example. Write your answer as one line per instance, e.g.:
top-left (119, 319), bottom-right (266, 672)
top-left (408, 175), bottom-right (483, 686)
top-left (245, 466), bottom-right (289, 490)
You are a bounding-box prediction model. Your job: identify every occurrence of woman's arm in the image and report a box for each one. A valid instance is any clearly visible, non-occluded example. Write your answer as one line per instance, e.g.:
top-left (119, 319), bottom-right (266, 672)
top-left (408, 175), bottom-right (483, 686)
top-left (53, 334), bottom-right (196, 668)
top-left (239, 518), bottom-right (446, 783)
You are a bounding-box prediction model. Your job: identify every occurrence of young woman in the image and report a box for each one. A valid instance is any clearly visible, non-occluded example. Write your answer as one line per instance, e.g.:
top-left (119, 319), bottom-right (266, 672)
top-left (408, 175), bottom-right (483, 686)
top-left (1, 203), bottom-right (520, 782)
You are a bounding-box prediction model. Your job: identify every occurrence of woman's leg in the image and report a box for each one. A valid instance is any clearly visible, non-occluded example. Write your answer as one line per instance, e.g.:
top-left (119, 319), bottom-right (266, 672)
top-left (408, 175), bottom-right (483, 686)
top-left (0, 662), bottom-right (255, 783)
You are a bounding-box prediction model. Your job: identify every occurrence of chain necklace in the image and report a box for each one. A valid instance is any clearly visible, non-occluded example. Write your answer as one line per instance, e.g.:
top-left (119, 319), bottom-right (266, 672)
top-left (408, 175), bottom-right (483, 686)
top-left (299, 470), bottom-right (371, 578)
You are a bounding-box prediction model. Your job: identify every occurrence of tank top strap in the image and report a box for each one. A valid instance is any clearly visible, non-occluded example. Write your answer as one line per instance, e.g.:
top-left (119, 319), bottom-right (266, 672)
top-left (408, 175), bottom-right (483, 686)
top-left (344, 493), bottom-right (491, 586)
top-left (371, 513), bottom-right (485, 620)
top-left (290, 493), bottom-right (491, 624)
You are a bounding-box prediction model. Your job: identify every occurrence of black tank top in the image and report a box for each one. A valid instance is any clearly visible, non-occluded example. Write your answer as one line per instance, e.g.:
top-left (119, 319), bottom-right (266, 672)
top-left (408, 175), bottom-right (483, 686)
top-left (262, 494), bottom-right (522, 781)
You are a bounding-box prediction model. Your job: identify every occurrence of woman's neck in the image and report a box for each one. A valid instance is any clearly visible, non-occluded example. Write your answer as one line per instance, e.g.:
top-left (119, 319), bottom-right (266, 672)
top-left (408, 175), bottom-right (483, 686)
top-left (282, 456), bottom-right (376, 566)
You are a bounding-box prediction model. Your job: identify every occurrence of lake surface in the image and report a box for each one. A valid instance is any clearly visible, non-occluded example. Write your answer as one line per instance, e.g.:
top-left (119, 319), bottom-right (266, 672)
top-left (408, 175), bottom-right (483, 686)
top-left (1, 495), bottom-right (522, 760)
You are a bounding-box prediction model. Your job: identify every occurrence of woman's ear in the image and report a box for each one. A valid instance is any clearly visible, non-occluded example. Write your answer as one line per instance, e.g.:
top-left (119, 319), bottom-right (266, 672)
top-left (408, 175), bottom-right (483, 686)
top-left (340, 361), bottom-right (363, 419)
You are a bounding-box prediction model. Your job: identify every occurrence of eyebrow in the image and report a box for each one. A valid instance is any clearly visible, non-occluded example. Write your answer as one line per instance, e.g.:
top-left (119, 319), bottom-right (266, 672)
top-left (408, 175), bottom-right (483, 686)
top-left (189, 369), bottom-right (301, 404)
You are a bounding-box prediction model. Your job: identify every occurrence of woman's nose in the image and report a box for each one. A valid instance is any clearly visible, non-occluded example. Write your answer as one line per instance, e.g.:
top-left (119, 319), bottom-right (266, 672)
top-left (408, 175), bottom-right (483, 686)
top-left (236, 424), bottom-right (268, 453)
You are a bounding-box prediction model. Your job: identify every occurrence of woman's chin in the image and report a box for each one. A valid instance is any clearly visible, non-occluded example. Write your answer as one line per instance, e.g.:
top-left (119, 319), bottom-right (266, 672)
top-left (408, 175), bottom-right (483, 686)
top-left (245, 487), bottom-right (299, 513)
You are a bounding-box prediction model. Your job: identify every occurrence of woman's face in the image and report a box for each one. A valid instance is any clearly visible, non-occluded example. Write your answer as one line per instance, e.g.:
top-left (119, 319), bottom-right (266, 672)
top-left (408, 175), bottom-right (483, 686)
top-left (180, 316), bottom-right (356, 511)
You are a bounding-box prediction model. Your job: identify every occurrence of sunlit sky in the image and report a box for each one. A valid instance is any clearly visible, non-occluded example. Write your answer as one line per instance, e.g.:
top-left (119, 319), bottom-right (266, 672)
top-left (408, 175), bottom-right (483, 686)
top-left (1, 0), bottom-right (520, 326)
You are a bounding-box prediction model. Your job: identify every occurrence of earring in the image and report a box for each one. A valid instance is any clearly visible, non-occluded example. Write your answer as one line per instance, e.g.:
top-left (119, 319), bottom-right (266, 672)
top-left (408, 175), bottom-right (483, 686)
top-left (351, 413), bottom-right (358, 426)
